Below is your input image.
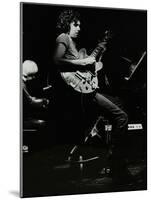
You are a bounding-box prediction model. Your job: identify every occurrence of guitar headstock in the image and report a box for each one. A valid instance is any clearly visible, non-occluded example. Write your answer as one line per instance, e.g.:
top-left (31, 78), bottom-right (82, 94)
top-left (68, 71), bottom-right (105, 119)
top-left (90, 30), bottom-right (113, 58)
top-left (104, 30), bottom-right (113, 41)
top-left (98, 30), bottom-right (113, 44)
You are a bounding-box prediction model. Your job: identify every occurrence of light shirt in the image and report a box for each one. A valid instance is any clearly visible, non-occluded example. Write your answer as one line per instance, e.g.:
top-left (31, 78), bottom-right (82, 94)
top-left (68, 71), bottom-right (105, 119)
top-left (56, 33), bottom-right (79, 60)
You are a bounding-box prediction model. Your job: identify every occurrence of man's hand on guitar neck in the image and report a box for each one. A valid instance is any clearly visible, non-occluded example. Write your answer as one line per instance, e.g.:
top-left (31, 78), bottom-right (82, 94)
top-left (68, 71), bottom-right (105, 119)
top-left (83, 56), bottom-right (96, 65)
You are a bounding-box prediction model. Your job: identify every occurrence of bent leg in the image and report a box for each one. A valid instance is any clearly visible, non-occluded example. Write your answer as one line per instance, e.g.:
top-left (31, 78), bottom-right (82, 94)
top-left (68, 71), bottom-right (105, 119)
top-left (93, 92), bottom-right (128, 138)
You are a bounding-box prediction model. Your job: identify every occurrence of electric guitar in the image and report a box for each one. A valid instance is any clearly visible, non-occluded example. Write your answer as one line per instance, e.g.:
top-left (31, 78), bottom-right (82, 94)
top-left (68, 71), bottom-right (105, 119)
top-left (60, 30), bottom-right (112, 93)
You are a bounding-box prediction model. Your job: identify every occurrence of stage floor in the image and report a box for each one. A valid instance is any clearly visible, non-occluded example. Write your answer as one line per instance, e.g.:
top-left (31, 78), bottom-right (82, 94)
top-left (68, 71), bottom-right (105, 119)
top-left (22, 144), bottom-right (147, 198)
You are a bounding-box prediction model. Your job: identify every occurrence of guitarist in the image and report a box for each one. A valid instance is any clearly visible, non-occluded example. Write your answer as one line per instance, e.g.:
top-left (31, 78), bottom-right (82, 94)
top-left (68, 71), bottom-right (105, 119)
top-left (53, 9), bottom-right (135, 185)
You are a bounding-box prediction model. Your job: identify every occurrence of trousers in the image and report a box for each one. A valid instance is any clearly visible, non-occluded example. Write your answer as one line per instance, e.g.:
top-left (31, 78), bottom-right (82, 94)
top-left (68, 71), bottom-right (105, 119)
top-left (92, 92), bottom-right (130, 179)
top-left (93, 92), bottom-right (128, 139)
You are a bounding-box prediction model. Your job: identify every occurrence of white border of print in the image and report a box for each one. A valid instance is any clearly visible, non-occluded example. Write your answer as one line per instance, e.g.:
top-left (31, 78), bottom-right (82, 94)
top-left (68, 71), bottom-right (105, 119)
top-left (0, 0), bottom-right (150, 199)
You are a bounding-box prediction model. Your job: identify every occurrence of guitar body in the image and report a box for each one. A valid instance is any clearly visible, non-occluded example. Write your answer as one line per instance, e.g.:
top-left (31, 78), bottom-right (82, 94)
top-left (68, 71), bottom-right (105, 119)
top-left (60, 30), bottom-right (112, 93)
top-left (61, 48), bottom-right (103, 93)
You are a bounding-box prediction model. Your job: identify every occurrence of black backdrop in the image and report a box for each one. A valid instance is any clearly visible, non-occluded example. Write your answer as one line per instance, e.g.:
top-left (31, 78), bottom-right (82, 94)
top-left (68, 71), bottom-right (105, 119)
top-left (21, 5), bottom-right (147, 196)
top-left (22, 3), bottom-right (147, 88)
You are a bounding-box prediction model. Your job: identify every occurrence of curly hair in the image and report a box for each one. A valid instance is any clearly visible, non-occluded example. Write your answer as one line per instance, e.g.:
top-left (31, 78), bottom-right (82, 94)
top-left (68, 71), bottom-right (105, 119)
top-left (56, 9), bottom-right (80, 34)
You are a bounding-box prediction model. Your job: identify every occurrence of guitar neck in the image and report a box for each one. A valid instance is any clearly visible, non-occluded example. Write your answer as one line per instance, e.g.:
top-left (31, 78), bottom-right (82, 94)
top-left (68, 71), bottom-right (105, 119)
top-left (90, 44), bottom-right (105, 58)
top-left (90, 30), bottom-right (112, 58)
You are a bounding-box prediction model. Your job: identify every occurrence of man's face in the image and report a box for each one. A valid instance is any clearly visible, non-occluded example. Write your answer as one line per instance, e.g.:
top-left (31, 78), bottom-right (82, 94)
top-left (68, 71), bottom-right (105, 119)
top-left (69, 20), bottom-right (80, 38)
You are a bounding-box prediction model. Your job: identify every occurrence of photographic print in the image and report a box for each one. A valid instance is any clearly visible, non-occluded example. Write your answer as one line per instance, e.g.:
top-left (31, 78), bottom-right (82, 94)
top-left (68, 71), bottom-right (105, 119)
top-left (20, 2), bottom-right (147, 198)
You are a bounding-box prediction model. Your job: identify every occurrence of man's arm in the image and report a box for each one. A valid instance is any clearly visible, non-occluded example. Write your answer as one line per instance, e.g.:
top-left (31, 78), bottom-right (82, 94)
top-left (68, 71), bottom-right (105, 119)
top-left (54, 43), bottom-right (96, 72)
top-left (23, 82), bottom-right (49, 109)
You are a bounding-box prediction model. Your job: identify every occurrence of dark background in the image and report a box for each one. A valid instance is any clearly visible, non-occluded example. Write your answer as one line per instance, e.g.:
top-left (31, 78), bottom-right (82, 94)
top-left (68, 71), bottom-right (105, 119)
top-left (21, 3), bottom-right (147, 197)
top-left (22, 2), bottom-right (147, 141)
top-left (22, 3), bottom-right (147, 88)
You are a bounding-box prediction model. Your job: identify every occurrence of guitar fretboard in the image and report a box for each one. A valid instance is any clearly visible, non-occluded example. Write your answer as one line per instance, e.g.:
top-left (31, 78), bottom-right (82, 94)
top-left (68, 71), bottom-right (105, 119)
top-left (91, 45), bottom-right (104, 58)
